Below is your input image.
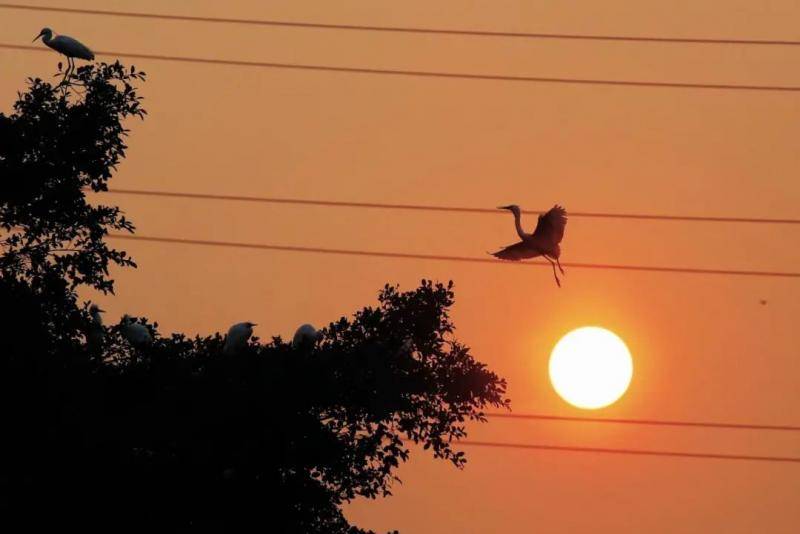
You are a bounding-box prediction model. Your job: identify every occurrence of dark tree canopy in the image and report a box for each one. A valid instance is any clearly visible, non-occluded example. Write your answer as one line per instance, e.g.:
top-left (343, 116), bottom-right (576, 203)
top-left (0, 65), bottom-right (508, 532)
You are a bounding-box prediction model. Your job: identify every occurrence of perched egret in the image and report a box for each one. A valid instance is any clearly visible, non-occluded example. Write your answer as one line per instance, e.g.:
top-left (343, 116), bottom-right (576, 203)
top-left (120, 314), bottom-right (152, 348)
top-left (222, 322), bottom-right (257, 356)
top-left (86, 304), bottom-right (105, 353)
top-left (292, 324), bottom-right (320, 351)
top-left (33, 27), bottom-right (95, 80)
top-left (490, 204), bottom-right (568, 287)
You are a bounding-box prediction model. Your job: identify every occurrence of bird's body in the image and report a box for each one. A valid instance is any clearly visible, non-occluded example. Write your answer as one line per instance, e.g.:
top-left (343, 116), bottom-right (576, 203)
top-left (222, 322), bottom-right (256, 356)
top-left (86, 304), bottom-right (105, 353)
top-left (33, 28), bottom-right (94, 81)
top-left (42, 33), bottom-right (94, 60)
top-left (292, 324), bottom-right (320, 351)
top-left (491, 204), bottom-right (568, 287)
top-left (121, 315), bottom-right (152, 348)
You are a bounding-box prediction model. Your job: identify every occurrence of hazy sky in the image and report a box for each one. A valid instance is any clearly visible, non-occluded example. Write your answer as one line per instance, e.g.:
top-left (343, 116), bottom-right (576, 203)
top-left (2, 1), bottom-right (799, 532)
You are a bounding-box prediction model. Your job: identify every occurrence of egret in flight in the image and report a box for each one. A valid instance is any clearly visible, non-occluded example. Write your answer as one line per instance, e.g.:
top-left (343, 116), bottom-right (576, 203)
top-left (292, 324), bottom-right (320, 351)
top-left (33, 27), bottom-right (95, 80)
top-left (491, 204), bottom-right (568, 287)
top-left (223, 322), bottom-right (257, 356)
top-left (120, 314), bottom-right (152, 349)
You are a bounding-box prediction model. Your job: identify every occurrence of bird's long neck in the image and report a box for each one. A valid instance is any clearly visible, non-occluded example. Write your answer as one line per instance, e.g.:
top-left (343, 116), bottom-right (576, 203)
top-left (91, 311), bottom-right (102, 326)
top-left (512, 211), bottom-right (527, 239)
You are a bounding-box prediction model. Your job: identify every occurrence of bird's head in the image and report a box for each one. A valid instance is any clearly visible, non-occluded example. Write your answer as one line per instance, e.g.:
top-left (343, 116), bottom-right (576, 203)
top-left (498, 204), bottom-right (521, 215)
top-left (89, 304), bottom-right (105, 315)
top-left (245, 322), bottom-right (257, 328)
top-left (33, 28), bottom-right (52, 42)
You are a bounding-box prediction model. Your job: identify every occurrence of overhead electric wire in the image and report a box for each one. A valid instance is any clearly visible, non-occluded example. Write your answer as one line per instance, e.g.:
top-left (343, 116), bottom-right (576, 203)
top-left (459, 441), bottom-right (800, 464)
top-left (2, 3), bottom-right (800, 47)
top-left (101, 188), bottom-right (800, 226)
top-left (485, 413), bottom-right (800, 432)
top-left (107, 234), bottom-right (800, 279)
top-left (4, 44), bottom-right (800, 93)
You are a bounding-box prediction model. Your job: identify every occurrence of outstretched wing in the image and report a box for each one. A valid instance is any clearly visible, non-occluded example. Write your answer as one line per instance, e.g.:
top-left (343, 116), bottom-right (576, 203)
top-left (490, 241), bottom-right (541, 261)
top-left (532, 205), bottom-right (567, 247)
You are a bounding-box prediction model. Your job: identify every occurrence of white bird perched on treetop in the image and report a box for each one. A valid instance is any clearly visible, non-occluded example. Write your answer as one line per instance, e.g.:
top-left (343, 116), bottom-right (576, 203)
top-left (86, 304), bottom-right (105, 353)
top-left (222, 322), bottom-right (257, 356)
top-left (490, 204), bottom-right (568, 287)
top-left (89, 304), bottom-right (104, 326)
top-left (120, 314), bottom-right (152, 348)
top-left (33, 27), bottom-right (95, 80)
top-left (292, 324), bottom-right (320, 351)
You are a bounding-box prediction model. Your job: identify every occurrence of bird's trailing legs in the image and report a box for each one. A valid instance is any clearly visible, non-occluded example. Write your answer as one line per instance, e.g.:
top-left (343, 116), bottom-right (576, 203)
top-left (556, 257), bottom-right (565, 276)
top-left (544, 256), bottom-right (561, 288)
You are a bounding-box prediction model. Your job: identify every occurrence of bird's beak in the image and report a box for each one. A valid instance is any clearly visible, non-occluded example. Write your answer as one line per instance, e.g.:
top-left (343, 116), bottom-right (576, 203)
top-left (32, 31), bottom-right (44, 42)
top-left (497, 205), bottom-right (513, 210)
top-left (97, 308), bottom-right (106, 313)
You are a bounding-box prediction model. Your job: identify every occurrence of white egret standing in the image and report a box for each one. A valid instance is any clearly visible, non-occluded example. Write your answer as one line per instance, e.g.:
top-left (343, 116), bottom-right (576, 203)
top-left (33, 27), bottom-right (95, 80)
top-left (292, 324), bottom-right (320, 351)
top-left (120, 314), bottom-right (152, 349)
top-left (86, 304), bottom-right (105, 354)
top-left (490, 204), bottom-right (568, 287)
top-left (222, 322), bottom-right (257, 356)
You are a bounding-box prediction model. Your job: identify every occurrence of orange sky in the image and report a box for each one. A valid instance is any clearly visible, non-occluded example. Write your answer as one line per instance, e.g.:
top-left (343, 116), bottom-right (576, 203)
top-left (2, 1), bottom-right (799, 532)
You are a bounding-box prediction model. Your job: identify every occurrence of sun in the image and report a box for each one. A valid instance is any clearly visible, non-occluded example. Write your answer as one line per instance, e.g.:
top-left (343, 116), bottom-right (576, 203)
top-left (549, 327), bottom-right (633, 409)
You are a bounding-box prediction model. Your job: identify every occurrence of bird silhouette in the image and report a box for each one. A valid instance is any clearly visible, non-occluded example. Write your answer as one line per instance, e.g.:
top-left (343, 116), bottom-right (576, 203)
top-left (86, 304), bottom-right (105, 354)
top-left (120, 314), bottom-right (152, 349)
top-left (222, 322), bottom-right (257, 356)
top-left (33, 27), bottom-right (95, 81)
top-left (292, 324), bottom-right (320, 351)
top-left (490, 204), bottom-right (568, 287)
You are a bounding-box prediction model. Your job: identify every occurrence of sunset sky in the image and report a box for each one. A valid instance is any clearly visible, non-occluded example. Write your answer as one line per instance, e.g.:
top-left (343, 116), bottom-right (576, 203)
top-left (2, 1), bottom-right (799, 532)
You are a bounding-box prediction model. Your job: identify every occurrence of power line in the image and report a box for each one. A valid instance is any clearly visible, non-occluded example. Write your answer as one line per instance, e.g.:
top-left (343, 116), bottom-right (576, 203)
top-left (2, 3), bottom-right (800, 47)
top-left (485, 413), bottom-right (800, 432)
top-left (107, 234), bottom-right (800, 279)
top-left (102, 189), bottom-right (800, 226)
top-left (459, 441), bottom-right (800, 464)
top-left (4, 44), bottom-right (800, 93)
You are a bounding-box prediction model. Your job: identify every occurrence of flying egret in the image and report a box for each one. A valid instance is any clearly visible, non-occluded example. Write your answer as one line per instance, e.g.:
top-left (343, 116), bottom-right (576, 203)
top-left (32, 27), bottom-right (95, 81)
top-left (222, 322), bottom-right (257, 356)
top-left (292, 324), bottom-right (320, 351)
top-left (86, 304), bottom-right (105, 353)
top-left (120, 314), bottom-right (152, 349)
top-left (490, 204), bottom-right (568, 287)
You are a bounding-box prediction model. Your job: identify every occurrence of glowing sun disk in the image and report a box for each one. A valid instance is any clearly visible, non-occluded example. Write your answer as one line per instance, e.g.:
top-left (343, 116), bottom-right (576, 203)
top-left (549, 327), bottom-right (633, 409)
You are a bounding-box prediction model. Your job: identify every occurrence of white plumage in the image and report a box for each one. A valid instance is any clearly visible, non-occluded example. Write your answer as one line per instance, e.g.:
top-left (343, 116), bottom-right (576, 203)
top-left (86, 304), bottom-right (105, 352)
top-left (292, 324), bottom-right (320, 351)
top-left (120, 314), bottom-right (152, 348)
top-left (222, 322), bottom-right (256, 356)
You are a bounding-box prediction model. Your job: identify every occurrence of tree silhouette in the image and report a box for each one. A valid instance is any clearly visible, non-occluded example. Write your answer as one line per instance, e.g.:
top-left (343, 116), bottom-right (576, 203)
top-left (0, 66), bottom-right (509, 532)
